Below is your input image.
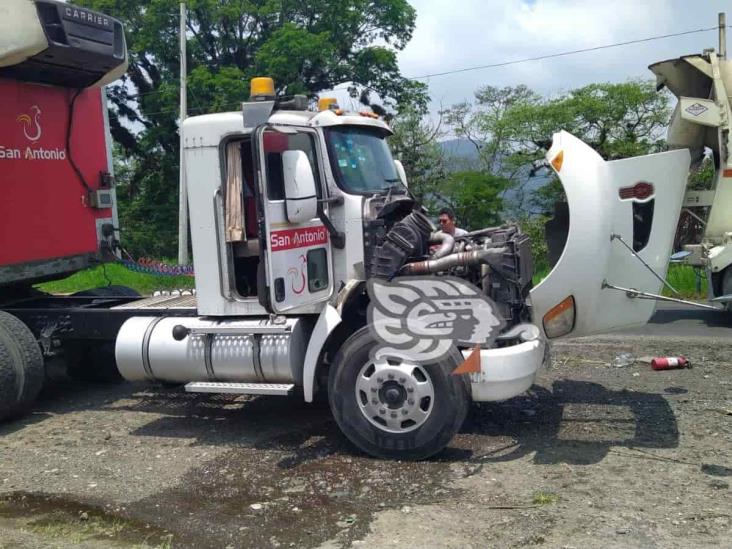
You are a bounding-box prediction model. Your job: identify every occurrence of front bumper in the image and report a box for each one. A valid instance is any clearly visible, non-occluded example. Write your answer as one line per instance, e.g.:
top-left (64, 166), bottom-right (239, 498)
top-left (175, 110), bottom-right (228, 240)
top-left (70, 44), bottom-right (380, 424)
top-left (464, 338), bottom-right (547, 402)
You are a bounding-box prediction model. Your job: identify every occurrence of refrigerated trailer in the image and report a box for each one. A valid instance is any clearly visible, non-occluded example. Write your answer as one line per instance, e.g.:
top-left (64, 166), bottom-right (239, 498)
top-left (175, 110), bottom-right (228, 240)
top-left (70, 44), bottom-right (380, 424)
top-left (0, 0), bottom-right (128, 415)
top-left (0, 1), bottom-right (695, 460)
top-left (0, 0), bottom-right (127, 289)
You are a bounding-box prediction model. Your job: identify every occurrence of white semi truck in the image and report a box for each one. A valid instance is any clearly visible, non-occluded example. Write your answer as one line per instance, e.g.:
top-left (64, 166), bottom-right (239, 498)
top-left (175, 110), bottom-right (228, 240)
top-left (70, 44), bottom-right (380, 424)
top-left (108, 78), bottom-right (686, 459)
top-left (0, 1), bottom-right (697, 460)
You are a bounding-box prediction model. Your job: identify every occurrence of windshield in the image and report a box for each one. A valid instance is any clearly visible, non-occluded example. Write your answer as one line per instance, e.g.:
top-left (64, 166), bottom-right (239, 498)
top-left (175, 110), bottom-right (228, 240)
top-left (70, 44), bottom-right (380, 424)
top-left (325, 126), bottom-right (403, 194)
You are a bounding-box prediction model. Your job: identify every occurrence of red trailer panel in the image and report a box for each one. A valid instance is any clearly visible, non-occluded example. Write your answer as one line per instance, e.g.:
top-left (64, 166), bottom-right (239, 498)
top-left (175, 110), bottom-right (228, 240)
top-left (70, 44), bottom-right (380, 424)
top-left (0, 78), bottom-right (114, 284)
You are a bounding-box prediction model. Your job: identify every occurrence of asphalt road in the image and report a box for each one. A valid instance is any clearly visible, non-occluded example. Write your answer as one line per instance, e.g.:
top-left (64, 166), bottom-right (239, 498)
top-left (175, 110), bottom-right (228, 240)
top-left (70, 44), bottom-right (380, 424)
top-left (623, 301), bottom-right (732, 338)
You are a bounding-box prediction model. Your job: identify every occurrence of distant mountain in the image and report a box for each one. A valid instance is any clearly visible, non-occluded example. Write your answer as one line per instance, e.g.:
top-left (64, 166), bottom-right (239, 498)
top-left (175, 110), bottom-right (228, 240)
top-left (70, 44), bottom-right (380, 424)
top-left (439, 138), bottom-right (481, 171)
top-left (439, 138), bottom-right (480, 160)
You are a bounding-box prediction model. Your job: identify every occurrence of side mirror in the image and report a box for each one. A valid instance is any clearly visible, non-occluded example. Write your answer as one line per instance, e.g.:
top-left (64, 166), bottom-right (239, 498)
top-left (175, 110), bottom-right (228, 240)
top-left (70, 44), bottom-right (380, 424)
top-left (394, 159), bottom-right (408, 188)
top-left (282, 150), bottom-right (318, 224)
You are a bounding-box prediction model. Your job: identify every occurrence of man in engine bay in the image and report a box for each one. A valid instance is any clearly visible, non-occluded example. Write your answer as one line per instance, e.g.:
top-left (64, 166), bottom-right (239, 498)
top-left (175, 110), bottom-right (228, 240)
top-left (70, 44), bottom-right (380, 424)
top-left (437, 208), bottom-right (468, 238)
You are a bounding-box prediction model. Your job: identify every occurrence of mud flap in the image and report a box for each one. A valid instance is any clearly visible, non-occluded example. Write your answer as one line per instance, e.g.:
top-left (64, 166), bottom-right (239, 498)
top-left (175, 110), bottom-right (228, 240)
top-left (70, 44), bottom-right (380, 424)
top-left (530, 131), bottom-right (690, 338)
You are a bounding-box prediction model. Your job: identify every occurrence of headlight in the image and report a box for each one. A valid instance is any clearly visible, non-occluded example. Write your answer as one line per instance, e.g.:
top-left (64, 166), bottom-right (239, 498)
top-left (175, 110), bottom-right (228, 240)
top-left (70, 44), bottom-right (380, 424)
top-left (542, 296), bottom-right (575, 338)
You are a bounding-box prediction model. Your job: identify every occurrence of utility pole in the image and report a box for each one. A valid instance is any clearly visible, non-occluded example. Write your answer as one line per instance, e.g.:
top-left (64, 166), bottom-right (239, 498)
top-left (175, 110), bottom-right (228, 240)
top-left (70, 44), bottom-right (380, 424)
top-left (720, 12), bottom-right (727, 60)
top-left (177, 1), bottom-right (189, 265)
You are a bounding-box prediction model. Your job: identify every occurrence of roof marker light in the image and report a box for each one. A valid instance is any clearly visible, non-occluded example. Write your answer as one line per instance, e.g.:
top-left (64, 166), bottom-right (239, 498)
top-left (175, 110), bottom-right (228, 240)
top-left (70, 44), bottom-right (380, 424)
top-left (318, 97), bottom-right (339, 111)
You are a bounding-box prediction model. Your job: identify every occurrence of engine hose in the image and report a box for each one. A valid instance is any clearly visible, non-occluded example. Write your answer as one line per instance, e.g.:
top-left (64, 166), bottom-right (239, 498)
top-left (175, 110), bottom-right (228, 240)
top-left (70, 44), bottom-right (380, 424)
top-left (369, 210), bottom-right (434, 279)
top-left (429, 231), bottom-right (455, 259)
top-left (399, 247), bottom-right (508, 275)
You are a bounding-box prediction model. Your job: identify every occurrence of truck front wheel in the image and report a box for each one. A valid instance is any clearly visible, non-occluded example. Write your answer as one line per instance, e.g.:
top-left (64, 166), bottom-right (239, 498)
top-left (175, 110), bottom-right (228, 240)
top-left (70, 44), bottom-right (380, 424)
top-left (0, 311), bottom-right (44, 421)
top-left (328, 326), bottom-right (469, 460)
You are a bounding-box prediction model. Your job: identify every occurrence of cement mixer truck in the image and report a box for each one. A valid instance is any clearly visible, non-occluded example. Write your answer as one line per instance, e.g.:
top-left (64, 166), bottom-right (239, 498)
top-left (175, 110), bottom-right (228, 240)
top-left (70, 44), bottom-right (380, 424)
top-left (0, 1), bottom-right (697, 460)
top-left (649, 16), bottom-right (732, 307)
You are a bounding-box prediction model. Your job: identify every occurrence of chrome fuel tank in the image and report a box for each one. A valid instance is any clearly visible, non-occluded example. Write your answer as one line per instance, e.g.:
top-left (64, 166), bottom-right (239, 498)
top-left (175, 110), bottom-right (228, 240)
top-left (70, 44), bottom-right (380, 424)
top-left (115, 316), bottom-right (312, 385)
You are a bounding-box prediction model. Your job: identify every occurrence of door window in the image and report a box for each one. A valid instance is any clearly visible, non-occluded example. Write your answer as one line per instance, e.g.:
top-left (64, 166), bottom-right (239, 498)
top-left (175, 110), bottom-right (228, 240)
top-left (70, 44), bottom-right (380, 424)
top-left (262, 130), bottom-right (322, 200)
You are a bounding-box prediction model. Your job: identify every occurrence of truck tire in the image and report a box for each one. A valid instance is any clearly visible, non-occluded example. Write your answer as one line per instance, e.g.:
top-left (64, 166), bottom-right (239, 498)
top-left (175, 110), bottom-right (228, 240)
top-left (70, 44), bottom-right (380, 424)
top-left (328, 325), bottom-right (470, 460)
top-left (0, 311), bottom-right (44, 421)
top-left (722, 267), bottom-right (732, 311)
top-left (64, 286), bottom-right (140, 383)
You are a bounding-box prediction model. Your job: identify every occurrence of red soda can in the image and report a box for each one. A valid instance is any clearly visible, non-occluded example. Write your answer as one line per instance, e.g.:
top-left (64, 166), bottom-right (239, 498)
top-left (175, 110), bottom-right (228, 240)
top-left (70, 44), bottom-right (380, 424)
top-left (651, 356), bottom-right (690, 370)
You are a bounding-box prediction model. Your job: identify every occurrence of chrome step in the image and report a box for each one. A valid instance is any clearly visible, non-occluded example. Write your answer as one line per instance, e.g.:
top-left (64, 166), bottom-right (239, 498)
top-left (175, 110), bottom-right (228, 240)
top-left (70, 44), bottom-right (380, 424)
top-left (184, 381), bottom-right (295, 396)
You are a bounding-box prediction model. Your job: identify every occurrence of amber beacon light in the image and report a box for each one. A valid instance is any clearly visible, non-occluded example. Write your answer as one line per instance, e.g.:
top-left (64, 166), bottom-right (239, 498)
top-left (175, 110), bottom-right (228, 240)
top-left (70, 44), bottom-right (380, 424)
top-left (250, 77), bottom-right (275, 101)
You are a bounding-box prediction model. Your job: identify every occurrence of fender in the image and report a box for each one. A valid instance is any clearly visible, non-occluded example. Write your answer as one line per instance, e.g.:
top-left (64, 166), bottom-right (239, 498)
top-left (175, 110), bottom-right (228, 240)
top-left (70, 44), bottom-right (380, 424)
top-left (303, 304), bottom-right (341, 402)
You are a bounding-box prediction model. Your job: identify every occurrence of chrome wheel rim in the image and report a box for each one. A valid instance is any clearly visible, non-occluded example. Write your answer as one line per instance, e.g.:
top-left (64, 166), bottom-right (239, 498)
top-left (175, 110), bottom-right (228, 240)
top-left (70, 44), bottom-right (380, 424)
top-left (355, 357), bottom-right (435, 433)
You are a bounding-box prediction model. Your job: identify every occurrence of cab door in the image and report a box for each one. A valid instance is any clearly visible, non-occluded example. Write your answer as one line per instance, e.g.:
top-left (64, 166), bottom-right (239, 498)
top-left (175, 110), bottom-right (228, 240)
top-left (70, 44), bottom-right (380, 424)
top-left (530, 131), bottom-right (690, 338)
top-left (254, 125), bottom-right (334, 313)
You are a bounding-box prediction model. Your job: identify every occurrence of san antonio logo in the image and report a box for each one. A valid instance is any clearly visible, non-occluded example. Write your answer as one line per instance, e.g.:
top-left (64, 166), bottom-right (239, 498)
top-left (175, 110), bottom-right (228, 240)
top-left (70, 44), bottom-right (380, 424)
top-left (366, 276), bottom-right (506, 363)
top-left (0, 105), bottom-right (66, 161)
top-left (16, 106), bottom-right (42, 143)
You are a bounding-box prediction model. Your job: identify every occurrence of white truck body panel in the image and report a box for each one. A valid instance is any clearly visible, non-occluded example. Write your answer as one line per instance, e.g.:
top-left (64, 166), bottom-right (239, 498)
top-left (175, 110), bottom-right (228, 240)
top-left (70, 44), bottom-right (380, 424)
top-left (531, 131), bottom-right (690, 338)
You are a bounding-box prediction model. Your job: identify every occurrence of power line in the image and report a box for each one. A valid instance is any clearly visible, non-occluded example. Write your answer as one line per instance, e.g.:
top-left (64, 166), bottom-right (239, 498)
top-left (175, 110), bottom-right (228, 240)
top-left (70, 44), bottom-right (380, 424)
top-left (110, 24), bottom-right (730, 112)
top-left (409, 26), bottom-right (725, 80)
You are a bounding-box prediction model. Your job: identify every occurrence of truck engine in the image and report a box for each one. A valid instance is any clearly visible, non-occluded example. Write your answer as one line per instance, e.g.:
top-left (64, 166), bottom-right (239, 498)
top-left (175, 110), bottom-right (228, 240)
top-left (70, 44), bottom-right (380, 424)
top-left (364, 198), bottom-right (534, 329)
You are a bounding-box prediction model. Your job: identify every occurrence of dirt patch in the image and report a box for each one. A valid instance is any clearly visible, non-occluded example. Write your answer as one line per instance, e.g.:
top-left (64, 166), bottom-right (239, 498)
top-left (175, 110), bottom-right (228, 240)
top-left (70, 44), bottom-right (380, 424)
top-left (1, 336), bottom-right (731, 548)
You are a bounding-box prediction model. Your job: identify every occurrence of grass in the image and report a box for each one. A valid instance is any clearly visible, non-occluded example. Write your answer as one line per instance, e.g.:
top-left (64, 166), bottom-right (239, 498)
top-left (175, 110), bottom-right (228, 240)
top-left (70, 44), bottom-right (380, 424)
top-left (26, 511), bottom-right (125, 545)
top-left (532, 264), bottom-right (706, 300)
top-left (36, 262), bottom-right (195, 296)
top-left (23, 510), bottom-right (174, 548)
top-left (35, 257), bottom-right (707, 301)
top-left (663, 264), bottom-right (707, 299)
top-left (532, 492), bottom-right (559, 505)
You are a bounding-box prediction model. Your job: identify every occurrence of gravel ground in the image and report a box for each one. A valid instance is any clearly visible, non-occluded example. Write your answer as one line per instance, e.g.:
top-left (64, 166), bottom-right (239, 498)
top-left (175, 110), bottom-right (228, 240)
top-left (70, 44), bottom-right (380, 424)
top-left (1, 335), bottom-right (731, 549)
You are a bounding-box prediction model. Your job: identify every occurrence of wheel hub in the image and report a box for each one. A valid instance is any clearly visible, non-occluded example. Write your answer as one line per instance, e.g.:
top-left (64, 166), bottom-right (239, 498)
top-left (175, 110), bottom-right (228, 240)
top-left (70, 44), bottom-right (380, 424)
top-left (355, 358), bottom-right (435, 434)
top-left (379, 381), bottom-right (407, 409)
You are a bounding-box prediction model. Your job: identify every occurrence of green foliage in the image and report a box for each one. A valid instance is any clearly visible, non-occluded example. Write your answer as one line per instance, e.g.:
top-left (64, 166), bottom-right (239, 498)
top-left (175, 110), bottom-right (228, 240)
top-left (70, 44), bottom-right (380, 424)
top-left (532, 492), bottom-right (559, 505)
top-left (388, 109), bottom-right (446, 204)
top-left (438, 171), bottom-right (509, 230)
top-left (77, 0), bottom-right (427, 258)
top-left (504, 80), bottom-right (671, 212)
top-left (438, 79), bottom-right (672, 269)
top-left (442, 84), bottom-right (540, 176)
top-left (663, 264), bottom-right (707, 299)
top-left (37, 263), bottom-right (194, 296)
top-left (688, 155), bottom-right (716, 190)
top-left (442, 80), bottom-right (672, 216)
top-left (519, 215), bottom-right (550, 276)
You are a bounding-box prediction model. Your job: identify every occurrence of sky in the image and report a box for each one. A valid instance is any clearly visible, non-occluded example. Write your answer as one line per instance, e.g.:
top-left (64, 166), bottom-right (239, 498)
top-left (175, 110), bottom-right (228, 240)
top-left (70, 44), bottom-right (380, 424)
top-left (397, 0), bottom-right (730, 110)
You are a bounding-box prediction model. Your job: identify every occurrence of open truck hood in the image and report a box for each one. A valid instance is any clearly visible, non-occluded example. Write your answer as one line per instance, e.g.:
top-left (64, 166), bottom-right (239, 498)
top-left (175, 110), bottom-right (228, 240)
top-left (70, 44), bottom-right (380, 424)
top-left (530, 131), bottom-right (690, 339)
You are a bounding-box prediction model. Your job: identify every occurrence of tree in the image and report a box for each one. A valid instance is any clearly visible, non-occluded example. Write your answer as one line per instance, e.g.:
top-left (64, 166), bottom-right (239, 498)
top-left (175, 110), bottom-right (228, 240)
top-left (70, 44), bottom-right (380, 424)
top-left (436, 171), bottom-right (510, 230)
top-left (388, 109), bottom-right (446, 204)
top-left (78, 0), bottom-right (427, 257)
top-left (503, 80), bottom-right (672, 212)
top-left (443, 80), bottom-right (672, 216)
top-left (442, 85), bottom-right (540, 174)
